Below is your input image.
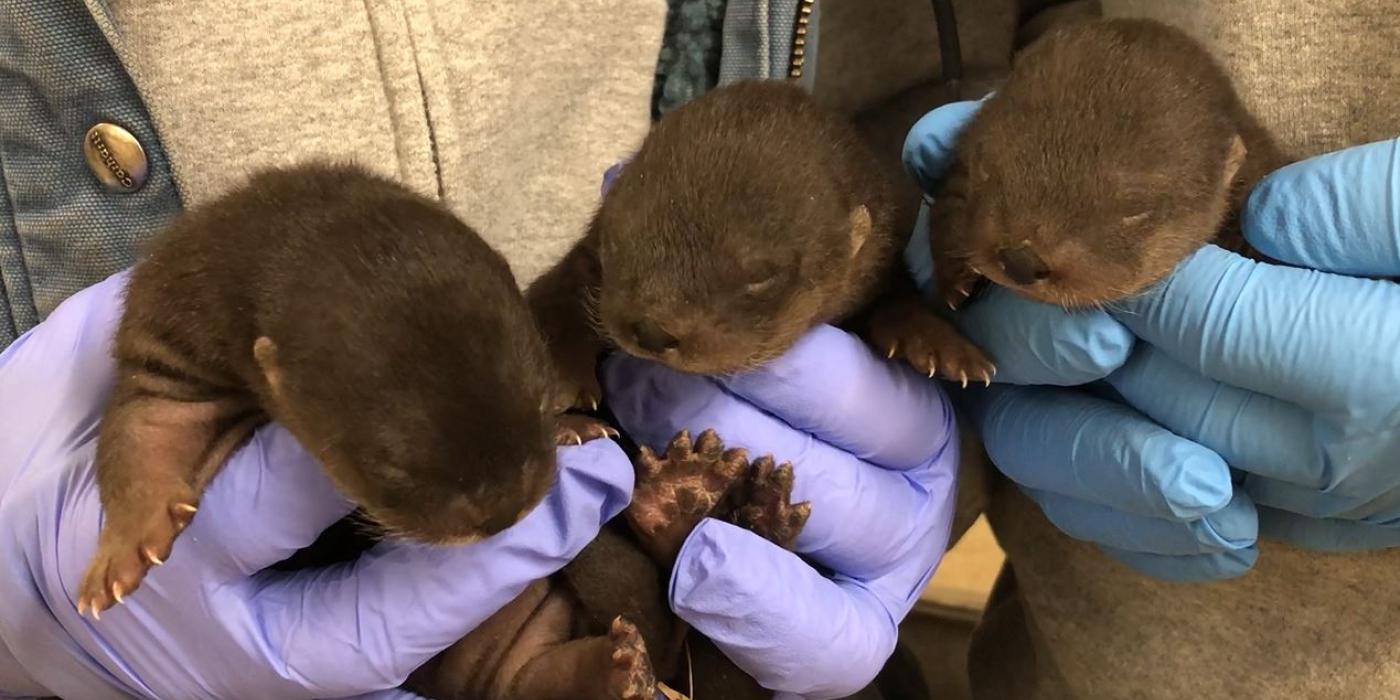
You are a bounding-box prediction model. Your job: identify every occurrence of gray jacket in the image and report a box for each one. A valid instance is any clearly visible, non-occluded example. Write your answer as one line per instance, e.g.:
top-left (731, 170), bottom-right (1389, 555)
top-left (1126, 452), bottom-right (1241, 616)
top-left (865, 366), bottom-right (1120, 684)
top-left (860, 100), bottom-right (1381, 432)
top-left (0, 0), bottom-right (826, 351)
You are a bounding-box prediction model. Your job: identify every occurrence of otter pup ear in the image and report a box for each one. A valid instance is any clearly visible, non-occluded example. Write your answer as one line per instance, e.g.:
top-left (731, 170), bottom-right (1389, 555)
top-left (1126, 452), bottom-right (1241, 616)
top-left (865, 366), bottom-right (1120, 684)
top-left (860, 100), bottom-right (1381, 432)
top-left (1223, 134), bottom-right (1248, 186)
top-left (253, 336), bottom-right (285, 399)
top-left (848, 204), bottom-right (872, 258)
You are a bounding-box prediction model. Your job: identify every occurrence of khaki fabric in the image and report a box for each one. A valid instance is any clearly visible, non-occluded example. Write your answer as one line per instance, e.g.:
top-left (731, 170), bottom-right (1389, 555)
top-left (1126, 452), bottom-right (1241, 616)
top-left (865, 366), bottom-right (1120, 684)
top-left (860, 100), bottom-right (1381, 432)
top-left (1102, 0), bottom-right (1400, 158)
top-left (810, 0), bottom-right (1018, 115)
top-left (979, 484), bottom-right (1400, 699)
top-left (86, 0), bottom-right (666, 287)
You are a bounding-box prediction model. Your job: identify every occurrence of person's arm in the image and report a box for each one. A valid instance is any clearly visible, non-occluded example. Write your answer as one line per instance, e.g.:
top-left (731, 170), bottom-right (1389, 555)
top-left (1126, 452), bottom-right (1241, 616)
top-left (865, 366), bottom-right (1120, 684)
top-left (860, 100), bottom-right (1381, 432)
top-left (0, 272), bottom-right (635, 699)
top-left (604, 325), bottom-right (959, 698)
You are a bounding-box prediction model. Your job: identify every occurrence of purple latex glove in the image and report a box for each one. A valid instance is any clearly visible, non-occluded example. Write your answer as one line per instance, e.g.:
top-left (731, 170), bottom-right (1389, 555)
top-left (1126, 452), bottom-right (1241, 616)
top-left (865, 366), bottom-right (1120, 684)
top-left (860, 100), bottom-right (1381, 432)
top-left (0, 272), bottom-right (634, 700)
top-left (602, 326), bottom-right (958, 699)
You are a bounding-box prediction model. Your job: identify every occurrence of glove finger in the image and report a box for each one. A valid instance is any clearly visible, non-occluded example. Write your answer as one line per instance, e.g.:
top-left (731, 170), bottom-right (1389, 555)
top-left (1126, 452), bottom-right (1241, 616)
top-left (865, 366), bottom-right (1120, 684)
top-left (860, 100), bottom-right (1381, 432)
top-left (1098, 544), bottom-right (1257, 582)
top-left (242, 438), bottom-right (633, 694)
top-left (901, 205), bottom-right (1134, 385)
top-left (704, 326), bottom-right (954, 470)
top-left (173, 422), bottom-right (358, 581)
top-left (1257, 505), bottom-right (1400, 551)
top-left (970, 384), bottom-right (1232, 520)
top-left (1115, 344), bottom-right (1400, 517)
top-left (1243, 138), bottom-right (1400, 277)
top-left (955, 283), bottom-right (1134, 386)
top-left (1106, 345), bottom-right (1332, 488)
top-left (901, 99), bottom-right (986, 191)
top-left (604, 355), bottom-right (951, 578)
top-left (670, 519), bottom-right (930, 699)
top-left (1110, 244), bottom-right (1400, 417)
top-left (0, 271), bottom-right (127, 428)
top-left (1243, 476), bottom-right (1400, 522)
top-left (1023, 486), bottom-right (1256, 556)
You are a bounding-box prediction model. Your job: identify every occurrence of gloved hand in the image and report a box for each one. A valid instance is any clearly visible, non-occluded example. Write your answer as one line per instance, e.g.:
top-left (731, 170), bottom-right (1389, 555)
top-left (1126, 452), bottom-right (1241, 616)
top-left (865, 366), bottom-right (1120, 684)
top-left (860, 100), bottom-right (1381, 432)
top-left (0, 272), bottom-right (635, 700)
top-left (602, 325), bottom-right (958, 699)
top-left (904, 99), bottom-right (1400, 581)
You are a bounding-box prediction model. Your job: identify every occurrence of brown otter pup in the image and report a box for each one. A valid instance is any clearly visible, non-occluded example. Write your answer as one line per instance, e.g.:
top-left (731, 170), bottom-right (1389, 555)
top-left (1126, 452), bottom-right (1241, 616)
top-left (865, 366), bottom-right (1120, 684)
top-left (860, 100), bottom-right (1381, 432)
top-left (924, 17), bottom-right (1289, 317)
top-left (527, 79), bottom-right (996, 412)
top-left (77, 162), bottom-right (611, 617)
top-left (405, 428), bottom-right (812, 700)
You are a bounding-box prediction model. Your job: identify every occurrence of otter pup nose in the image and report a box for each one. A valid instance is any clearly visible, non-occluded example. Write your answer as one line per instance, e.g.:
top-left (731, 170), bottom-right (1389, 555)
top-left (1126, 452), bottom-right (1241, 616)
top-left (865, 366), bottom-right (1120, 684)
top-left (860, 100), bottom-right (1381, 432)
top-left (631, 319), bottom-right (679, 354)
top-left (998, 246), bottom-right (1051, 285)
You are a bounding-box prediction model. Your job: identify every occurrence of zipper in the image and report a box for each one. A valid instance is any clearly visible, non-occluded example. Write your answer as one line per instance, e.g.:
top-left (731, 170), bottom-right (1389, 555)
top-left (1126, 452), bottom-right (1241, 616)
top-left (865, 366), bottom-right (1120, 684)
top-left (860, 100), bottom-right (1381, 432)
top-left (787, 0), bottom-right (815, 79)
top-left (930, 0), bottom-right (963, 99)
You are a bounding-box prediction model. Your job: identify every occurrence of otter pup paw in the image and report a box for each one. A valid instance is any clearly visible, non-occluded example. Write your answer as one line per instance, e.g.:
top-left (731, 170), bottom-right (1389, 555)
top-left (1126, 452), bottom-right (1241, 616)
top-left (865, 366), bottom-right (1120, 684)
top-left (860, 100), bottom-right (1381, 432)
top-left (730, 456), bottom-right (811, 550)
top-left (554, 414), bottom-right (620, 446)
top-left (867, 301), bottom-right (996, 386)
top-left (78, 492), bottom-right (200, 618)
top-left (934, 258), bottom-right (983, 311)
top-left (626, 429), bottom-right (748, 565)
top-left (607, 616), bottom-right (658, 700)
top-left (549, 352), bottom-right (605, 414)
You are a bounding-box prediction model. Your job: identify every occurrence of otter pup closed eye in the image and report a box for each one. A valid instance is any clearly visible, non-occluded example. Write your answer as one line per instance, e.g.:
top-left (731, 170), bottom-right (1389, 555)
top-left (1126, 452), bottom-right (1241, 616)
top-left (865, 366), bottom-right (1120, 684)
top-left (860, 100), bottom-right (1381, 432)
top-left (928, 17), bottom-right (1288, 312)
top-left (76, 162), bottom-right (603, 617)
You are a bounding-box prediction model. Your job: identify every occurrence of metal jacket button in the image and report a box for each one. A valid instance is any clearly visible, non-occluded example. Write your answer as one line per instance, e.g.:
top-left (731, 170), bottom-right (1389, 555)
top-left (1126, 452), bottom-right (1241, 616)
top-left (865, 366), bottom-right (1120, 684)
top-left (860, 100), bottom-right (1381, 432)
top-left (84, 123), bottom-right (148, 192)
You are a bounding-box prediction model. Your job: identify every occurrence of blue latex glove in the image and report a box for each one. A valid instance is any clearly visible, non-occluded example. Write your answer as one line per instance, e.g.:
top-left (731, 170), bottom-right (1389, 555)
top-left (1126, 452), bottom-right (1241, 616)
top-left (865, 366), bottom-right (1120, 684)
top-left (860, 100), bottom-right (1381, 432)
top-left (904, 99), bottom-right (1400, 581)
top-left (602, 325), bottom-right (958, 699)
top-left (0, 272), bottom-right (635, 700)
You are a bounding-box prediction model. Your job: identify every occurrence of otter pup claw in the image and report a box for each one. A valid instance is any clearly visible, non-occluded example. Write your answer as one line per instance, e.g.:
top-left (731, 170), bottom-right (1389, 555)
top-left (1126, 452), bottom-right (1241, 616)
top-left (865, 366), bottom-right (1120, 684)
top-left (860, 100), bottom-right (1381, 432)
top-left (554, 415), bottom-right (618, 447)
top-left (546, 364), bottom-right (604, 415)
top-left (866, 298), bottom-right (996, 386)
top-left (930, 246), bottom-right (983, 313)
top-left (77, 483), bottom-right (203, 618)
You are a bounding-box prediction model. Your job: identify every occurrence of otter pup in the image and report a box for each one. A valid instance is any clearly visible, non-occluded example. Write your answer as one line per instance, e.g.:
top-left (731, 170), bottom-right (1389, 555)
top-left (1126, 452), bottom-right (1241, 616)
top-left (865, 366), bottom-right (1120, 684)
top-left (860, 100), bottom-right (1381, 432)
top-left (528, 79), bottom-right (996, 411)
top-left (405, 428), bottom-right (812, 700)
top-left (77, 162), bottom-right (610, 617)
top-left (924, 17), bottom-right (1288, 315)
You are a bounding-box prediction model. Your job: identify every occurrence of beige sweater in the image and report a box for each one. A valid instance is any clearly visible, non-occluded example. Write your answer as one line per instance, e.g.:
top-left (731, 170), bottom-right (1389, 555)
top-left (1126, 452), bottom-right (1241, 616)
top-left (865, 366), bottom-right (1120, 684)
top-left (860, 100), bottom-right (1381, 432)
top-left (88, 0), bottom-right (666, 288)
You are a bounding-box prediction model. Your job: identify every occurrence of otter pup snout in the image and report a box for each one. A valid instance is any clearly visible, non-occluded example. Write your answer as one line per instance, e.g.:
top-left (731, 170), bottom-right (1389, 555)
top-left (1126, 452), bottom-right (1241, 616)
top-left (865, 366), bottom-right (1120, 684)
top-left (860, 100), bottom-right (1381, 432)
top-left (632, 318), bottom-right (680, 354)
top-left (998, 245), bottom-right (1051, 285)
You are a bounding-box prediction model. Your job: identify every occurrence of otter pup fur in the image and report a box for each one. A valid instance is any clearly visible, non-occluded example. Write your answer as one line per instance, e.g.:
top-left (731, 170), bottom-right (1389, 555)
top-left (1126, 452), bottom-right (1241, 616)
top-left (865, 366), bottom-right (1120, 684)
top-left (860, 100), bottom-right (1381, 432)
top-left (926, 17), bottom-right (1289, 315)
top-left (528, 79), bottom-right (996, 411)
top-left (405, 428), bottom-right (812, 700)
top-left (77, 162), bottom-right (609, 616)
